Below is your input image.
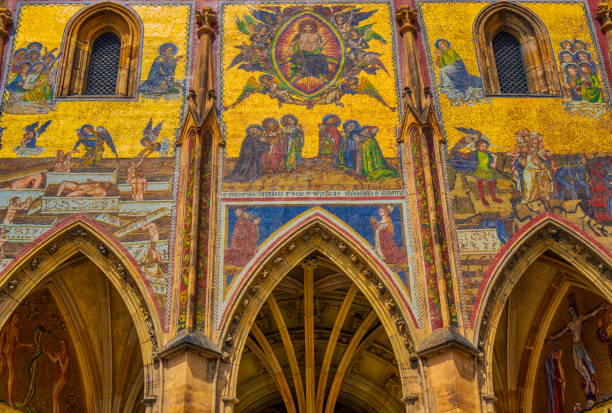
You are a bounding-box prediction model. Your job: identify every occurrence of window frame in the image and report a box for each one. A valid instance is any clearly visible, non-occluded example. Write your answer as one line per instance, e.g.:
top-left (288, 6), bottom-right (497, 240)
top-left (56, 2), bottom-right (143, 100)
top-left (85, 31), bottom-right (122, 96)
top-left (492, 31), bottom-right (530, 95)
top-left (473, 1), bottom-right (561, 97)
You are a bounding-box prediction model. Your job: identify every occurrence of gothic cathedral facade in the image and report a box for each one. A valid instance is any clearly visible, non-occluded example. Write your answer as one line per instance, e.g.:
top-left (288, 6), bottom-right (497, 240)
top-left (0, 0), bottom-right (609, 412)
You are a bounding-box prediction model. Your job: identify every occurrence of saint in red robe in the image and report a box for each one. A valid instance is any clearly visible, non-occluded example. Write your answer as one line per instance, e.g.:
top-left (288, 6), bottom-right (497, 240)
top-left (319, 114), bottom-right (341, 160)
top-left (261, 119), bottom-right (286, 173)
top-left (372, 210), bottom-right (407, 265)
top-left (225, 216), bottom-right (259, 267)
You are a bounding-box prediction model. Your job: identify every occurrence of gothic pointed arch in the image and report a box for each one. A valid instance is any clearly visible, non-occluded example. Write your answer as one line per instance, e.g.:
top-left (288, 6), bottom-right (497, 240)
top-left (473, 1), bottom-right (560, 95)
top-left (0, 219), bottom-right (162, 402)
top-left (220, 208), bottom-right (421, 330)
top-left (56, 1), bottom-right (142, 97)
top-left (473, 217), bottom-right (612, 411)
top-left (216, 211), bottom-right (425, 412)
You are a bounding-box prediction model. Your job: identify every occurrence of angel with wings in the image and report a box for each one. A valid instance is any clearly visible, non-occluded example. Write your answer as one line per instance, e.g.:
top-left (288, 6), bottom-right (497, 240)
top-left (139, 118), bottom-right (170, 158)
top-left (21, 120), bottom-right (51, 149)
top-left (225, 74), bottom-right (308, 109)
top-left (308, 76), bottom-right (395, 111)
top-left (73, 124), bottom-right (118, 167)
top-left (332, 8), bottom-right (376, 38)
top-left (345, 50), bottom-right (390, 76)
top-left (13, 120), bottom-right (51, 156)
top-left (227, 43), bottom-right (273, 73)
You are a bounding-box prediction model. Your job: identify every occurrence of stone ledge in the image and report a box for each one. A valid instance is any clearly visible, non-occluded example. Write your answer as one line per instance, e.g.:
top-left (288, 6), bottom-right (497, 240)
top-left (157, 330), bottom-right (222, 360)
top-left (416, 329), bottom-right (479, 359)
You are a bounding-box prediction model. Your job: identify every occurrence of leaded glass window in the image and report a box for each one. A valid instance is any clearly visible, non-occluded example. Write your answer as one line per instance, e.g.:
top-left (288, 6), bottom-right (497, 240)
top-left (492, 32), bottom-right (530, 94)
top-left (85, 32), bottom-right (121, 96)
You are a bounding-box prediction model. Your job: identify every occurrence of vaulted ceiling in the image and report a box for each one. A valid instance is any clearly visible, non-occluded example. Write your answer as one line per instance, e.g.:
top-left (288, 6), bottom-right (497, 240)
top-left (236, 254), bottom-right (404, 413)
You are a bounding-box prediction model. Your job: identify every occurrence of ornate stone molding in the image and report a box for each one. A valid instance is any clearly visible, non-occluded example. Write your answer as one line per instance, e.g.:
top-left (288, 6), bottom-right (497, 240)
top-left (395, 7), bottom-right (418, 35)
top-left (0, 224), bottom-right (159, 352)
top-left (476, 223), bottom-right (612, 351)
top-left (221, 224), bottom-right (416, 359)
top-left (56, 3), bottom-right (141, 97)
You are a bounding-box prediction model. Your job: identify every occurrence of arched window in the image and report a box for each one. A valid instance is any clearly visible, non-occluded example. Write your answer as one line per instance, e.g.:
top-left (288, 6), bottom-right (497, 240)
top-left (85, 32), bottom-right (121, 95)
top-left (473, 2), bottom-right (560, 96)
top-left (492, 32), bottom-right (529, 94)
top-left (57, 2), bottom-right (142, 98)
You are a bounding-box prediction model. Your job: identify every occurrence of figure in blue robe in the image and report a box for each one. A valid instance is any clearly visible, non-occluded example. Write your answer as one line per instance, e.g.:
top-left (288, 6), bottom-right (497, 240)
top-left (434, 39), bottom-right (482, 97)
top-left (73, 124), bottom-right (103, 166)
top-left (138, 43), bottom-right (183, 97)
top-left (6, 62), bottom-right (31, 93)
top-left (339, 120), bottom-right (360, 171)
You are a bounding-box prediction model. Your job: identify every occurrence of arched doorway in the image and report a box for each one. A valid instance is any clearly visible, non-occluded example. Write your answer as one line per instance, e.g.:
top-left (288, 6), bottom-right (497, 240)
top-left (0, 222), bottom-right (161, 412)
top-left (216, 221), bottom-right (424, 413)
top-left (474, 221), bottom-right (612, 413)
top-left (236, 253), bottom-right (404, 413)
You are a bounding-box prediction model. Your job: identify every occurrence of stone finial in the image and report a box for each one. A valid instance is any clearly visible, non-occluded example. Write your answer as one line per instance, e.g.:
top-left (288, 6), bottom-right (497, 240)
top-left (395, 6), bottom-right (418, 35)
top-left (0, 8), bottom-right (11, 38)
top-left (196, 7), bottom-right (217, 38)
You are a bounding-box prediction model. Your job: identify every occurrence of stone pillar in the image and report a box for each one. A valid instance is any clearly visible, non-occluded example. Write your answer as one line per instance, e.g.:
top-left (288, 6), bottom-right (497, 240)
top-left (396, 7), bottom-right (425, 112)
top-left (0, 8), bottom-right (12, 73)
top-left (417, 330), bottom-right (481, 413)
top-left (158, 331), bottom-right (222, 413)
top-left (597, 0), bottom-right (612, 67)
top-left (174, 7), bottom-right (218, 333)
top-left (161, 7), bottom-right (222, 412)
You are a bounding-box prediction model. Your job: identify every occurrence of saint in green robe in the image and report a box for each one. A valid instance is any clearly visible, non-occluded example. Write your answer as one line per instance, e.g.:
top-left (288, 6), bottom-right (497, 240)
top-left (578, 74), bottom-right (603, 103)
top-left (25, 73), bottom-right (52, 102)
top-left (360, 129), bottom-right (398, 181)
top-left (438, 48), bottom-right (462, 67)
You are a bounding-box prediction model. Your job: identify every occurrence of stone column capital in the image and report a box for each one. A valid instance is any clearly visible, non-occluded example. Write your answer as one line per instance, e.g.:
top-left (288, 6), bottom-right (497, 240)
top-left (196, 7), bottom-right (217, 38)
top-left (400, 393), bottom-right (419, 406)
top-left (300, 256), bottom-right (318, 270)
top-left (222, 396), bottom-right (239, 405)
top-left (396, 6), bottom-right (418, 35)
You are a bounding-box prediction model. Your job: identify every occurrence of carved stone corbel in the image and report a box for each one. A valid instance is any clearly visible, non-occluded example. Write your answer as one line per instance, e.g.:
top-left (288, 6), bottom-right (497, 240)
top-left (222, 396), bottom-right (239, 413)
top-left (596, 0), bottom-right (612, 67)
top-left (0, 8), bottom-right (11, 38)
top-left (0, 7), bottom-right (11, 79)
top-left (401, 393), bottom-right (419, 406)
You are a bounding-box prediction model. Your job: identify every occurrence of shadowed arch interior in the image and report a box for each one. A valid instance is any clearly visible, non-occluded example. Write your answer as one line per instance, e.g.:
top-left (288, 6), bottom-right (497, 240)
top-left (0, 254), bottom-right (146, 412)
top-left (216, 220), bottom-right (424, 413)
top-left (0, 222), bottom-right (162, 407)
top-left (236, 254), bottom-right (404, 413)
top-left (473, 221), bottom-right (612, 412)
